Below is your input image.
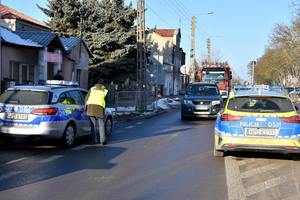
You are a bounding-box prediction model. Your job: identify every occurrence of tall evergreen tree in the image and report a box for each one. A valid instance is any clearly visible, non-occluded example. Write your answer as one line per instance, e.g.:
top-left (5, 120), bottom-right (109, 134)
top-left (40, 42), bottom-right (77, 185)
top-left (39, 0), bottom-right (137, 84)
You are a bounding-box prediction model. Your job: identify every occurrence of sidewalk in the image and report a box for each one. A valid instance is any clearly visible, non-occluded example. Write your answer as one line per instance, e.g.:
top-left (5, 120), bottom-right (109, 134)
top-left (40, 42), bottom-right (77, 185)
top-left (108, 97), bottom-right (181, 122)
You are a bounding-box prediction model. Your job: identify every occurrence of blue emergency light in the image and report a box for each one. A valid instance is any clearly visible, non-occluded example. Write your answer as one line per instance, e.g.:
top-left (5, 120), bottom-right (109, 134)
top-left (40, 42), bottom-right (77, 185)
top-left (38, 80), bottom-right (79, 86)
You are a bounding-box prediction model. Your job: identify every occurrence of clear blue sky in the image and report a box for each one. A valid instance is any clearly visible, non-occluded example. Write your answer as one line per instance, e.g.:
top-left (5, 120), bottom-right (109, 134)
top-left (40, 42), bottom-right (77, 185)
top-left (3, 0), bottom-right (295, 80)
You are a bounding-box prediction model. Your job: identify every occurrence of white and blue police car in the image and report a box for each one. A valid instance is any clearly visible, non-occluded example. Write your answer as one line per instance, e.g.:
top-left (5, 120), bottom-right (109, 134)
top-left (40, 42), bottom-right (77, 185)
top-left (0, 80), bottom-right (113, 147)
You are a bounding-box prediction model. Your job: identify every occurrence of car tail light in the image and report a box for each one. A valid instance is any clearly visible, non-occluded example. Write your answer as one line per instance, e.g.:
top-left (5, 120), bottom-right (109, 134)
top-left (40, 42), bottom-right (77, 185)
top-left (31, 108), bottom-right (58, 116)
top-left (281, 115), bottom-right (300, 123)
top-left (220, 114), bottom-right (243, 122)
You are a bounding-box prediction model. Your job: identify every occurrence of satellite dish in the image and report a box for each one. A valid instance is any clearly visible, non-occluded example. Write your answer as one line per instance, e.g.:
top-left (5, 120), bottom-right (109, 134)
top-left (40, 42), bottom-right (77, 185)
top-left (180, 65), bottom-right (190, 75)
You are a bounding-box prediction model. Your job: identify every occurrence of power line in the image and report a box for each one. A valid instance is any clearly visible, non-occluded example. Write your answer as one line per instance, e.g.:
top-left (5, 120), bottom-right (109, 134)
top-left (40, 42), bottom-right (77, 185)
top-left (146, 3), bottom-right (174, 28)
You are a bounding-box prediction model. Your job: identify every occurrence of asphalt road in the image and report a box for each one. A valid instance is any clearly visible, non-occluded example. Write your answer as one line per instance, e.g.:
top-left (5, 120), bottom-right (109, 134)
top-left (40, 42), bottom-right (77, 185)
top-left (0, 110), bottom-right (227, 200)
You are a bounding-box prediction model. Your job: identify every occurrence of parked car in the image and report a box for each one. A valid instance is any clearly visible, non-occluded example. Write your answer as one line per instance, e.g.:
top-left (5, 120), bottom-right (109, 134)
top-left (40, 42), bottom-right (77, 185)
top-left (214, 84), bottom-right (300, 157)
top-left (0, 80), bottom-right (113, 147)
top-left (181, 82), bottom-right (223, 120)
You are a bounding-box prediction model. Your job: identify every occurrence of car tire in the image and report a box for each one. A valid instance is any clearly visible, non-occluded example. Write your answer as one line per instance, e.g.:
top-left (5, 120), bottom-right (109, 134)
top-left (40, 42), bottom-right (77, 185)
top-left (0, 135), bottom-right (15, 145)
top-left (214, 143), bottom-right (224, 157)
top-left (181, 113), bottom-right (188, 120)
top-left (62, 124), bottom-right (76, 147)
top-left (105, 118), bottom-right (113, 137)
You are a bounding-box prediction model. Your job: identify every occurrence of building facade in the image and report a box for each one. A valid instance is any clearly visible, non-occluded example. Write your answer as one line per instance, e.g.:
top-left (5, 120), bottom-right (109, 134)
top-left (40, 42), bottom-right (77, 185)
top-left (0, 4), bottom-right (91, 92)
top-left (148, 29), bottom-right (185, 96)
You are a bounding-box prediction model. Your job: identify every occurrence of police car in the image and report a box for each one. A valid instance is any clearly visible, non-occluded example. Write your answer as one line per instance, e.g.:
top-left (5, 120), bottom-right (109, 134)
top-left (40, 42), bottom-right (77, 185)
top-left (0, 80), bottom-right (113, 147)
top-left (214, 85), bottom-right (300, 157)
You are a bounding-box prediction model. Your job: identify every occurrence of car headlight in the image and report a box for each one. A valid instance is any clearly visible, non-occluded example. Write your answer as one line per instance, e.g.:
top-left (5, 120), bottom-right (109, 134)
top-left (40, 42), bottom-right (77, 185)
top-left (212, 100), bottom-right (221, 106)
top-left (183, 100), bottom-right (193, 105)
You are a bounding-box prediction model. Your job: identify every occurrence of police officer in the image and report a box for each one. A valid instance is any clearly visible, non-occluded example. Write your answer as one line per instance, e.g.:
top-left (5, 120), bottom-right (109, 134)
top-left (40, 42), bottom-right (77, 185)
top-left (85, 79), bottom-right (108, 145)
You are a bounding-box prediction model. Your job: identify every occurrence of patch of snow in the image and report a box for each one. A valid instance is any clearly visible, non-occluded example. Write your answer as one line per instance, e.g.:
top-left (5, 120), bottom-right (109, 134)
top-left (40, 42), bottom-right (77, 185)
top-left (0, 27), bottom-right (41, 47)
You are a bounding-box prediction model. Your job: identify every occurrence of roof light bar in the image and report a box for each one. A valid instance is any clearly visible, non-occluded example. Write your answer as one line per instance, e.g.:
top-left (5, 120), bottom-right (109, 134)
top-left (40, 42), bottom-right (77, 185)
top-left (38, 80), bottom-right (79, 86)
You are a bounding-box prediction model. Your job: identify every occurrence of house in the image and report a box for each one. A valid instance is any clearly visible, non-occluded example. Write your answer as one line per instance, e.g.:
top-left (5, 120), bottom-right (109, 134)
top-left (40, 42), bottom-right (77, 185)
top-left (0, 4), bottom-right (92, 91)
top-left (148, 28), bottom-right (186, 96)
top-left (0, 4), bottom-right (50, 32)
top-left (0, 27), bottom-right (91, 91)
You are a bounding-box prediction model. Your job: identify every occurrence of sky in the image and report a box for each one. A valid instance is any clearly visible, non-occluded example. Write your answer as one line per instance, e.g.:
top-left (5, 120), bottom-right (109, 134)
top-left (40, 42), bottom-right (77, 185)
top-left (2, 0), bottom-right (296, 80)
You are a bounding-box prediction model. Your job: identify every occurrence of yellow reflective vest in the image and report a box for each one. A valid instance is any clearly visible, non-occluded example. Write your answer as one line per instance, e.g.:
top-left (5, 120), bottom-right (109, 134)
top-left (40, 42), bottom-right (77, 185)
top-left (86, 86), bottom-right (108, 108)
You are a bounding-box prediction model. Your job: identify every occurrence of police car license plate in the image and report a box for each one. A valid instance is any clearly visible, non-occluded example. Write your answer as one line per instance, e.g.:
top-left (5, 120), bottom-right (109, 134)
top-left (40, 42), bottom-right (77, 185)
top-left (5, 113), bottom-right (28, 120)
top-left (244, 128), bottom-right (278, 137)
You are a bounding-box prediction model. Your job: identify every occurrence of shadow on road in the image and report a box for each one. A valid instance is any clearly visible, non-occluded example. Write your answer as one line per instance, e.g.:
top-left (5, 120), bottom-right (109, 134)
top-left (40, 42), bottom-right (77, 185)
top-left (227, 151), bottom-right (300, 161)
top-left (109, 127), bottom-right (193, 144)
top-left (0, 145), bottom-right (127, 191)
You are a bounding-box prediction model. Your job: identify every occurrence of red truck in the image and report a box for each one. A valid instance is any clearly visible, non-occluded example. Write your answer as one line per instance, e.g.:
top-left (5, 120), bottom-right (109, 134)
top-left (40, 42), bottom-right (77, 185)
top-left (195, 63), bottom-right (232, 99)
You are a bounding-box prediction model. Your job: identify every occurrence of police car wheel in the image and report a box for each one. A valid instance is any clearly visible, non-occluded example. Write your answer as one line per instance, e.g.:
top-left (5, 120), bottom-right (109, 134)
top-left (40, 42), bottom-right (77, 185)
top-left (0, 135), bottom-right (15, 145)
top-left (63, 124), bottom-right (76, 147)
top-left (105, 118), bottom-right (112, 137)
top-left (181, 113), bottom-right (189, 120)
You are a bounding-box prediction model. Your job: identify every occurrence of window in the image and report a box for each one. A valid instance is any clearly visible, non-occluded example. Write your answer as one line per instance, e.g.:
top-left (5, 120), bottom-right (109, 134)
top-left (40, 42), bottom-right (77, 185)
top-left (0, 90), bottom-right (49, 105)
top-left (186, 85), bottom-right (220, 96)
top-left (227, 96), bottom-right (294, 113)
top-left (76, 69), bottom-right (81, 84)
top-left (58, 93), bottom-right (75, 105)
top-left (68, 91), bottom-right (84, 105)
top-left (10, 62), bottom-right (35, 84)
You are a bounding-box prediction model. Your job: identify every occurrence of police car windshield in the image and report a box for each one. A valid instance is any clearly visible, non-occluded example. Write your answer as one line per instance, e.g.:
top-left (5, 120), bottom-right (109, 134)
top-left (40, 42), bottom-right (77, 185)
top-left (0, 90), bottom-right (49, 105)
top-left (187, 85), bottom-right (219, 96)
top-left (227, 96), bottom-right (294, 113)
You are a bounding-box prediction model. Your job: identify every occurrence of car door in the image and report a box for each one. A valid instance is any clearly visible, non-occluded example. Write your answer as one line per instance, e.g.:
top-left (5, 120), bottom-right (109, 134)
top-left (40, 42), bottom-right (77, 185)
top-left (66, 90), bottom-right (87, 136)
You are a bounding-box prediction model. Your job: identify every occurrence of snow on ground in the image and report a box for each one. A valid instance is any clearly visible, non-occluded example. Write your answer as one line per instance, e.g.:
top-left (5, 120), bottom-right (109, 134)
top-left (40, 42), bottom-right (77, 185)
top-left (107, 97), bottom-right (181, 117)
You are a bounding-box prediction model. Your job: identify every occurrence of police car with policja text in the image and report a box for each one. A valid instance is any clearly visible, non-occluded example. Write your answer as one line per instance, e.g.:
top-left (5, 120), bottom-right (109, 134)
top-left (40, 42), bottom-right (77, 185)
top-left (0, 80), bottom-right (113, 147)
top-left (214, 84), bottom-right (300, 156)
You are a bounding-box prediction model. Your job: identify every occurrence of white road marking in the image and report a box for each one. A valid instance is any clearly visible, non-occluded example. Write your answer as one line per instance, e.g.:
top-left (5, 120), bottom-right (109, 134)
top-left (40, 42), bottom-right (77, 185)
top-left (125, 125), bottom-right (135, 129)
top-left (136, 122), bottom-right (144, 125)
top-left (0, 171), bottom-right (23, 182)
top-left (225, 157), bottom-right (247, 200)
top-left (39, 155), bottom-right (64, 163)
top-left (240, 163), bottom-right (286, 179)
top-left (72, 144), bottom-right (91, 151)
top-left (3, 157), bottom-right (27, 166)
top-left (245, 175), bottom-right (289, 197)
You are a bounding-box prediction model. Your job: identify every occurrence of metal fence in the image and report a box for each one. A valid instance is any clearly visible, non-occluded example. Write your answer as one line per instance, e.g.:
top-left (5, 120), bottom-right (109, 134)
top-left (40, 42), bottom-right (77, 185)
top-left (114, 90), bottom-right (156, 113)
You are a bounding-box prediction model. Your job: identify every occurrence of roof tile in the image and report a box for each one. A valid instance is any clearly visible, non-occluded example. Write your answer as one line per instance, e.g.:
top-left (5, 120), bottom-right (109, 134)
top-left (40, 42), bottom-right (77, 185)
top-left (0, 4), bottom-right (49, 29)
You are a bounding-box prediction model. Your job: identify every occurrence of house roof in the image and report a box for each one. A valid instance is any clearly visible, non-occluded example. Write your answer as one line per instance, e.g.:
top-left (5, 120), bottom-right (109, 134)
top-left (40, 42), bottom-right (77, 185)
top-left (15, 31), bottom-right (92, 56)
top-left (60, 37), bottom-right (93, 57)
top-left (154, 29), bottom-right (176, 37)
top-left (16, 31), bottom-right (57, 46)
top-left (0, 27), bottom-right (41, 47)
top-left (60, 37), bottom-right (81, 52)
top-left (0, 4), bottom-right (49, 29)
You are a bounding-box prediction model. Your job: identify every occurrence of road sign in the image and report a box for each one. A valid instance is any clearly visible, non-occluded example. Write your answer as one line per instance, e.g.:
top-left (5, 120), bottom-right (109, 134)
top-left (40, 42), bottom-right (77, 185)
top-left (180, 65), bottom-right (190, 75)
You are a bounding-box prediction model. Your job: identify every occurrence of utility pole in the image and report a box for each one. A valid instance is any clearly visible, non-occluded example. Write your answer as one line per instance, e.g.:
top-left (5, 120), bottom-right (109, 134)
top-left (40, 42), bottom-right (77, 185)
top-left (207, 38), bottom-right (211, 64)
top-left (189, 16), bottom-right (196, 83)
top-left (137, 0), bottom-right (146, 112)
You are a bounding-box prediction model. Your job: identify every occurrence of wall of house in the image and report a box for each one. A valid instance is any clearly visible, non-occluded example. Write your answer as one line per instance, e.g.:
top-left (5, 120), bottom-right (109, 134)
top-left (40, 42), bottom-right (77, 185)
top-left (61, 42), bottom-right (89, 89)
top-left (149, 32), bottom-right (182, 95)
top-left (1, 44), bottom-right (39, 79)
top-left (16, 20), bottom-right (49, 32)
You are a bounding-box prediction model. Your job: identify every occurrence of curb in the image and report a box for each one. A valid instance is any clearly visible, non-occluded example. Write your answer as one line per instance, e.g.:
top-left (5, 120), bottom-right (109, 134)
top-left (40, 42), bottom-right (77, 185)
top-left (114, 109), bottom-right (167, 123)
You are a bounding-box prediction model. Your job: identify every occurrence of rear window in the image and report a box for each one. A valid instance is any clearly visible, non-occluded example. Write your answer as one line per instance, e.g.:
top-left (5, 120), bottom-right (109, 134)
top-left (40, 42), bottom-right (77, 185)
top-left (227, 96), bottom-right (294, 113)
top-left (187, 85), bottom-right (219, 96)
top-left (0, 90), bottom-right (49, 105)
